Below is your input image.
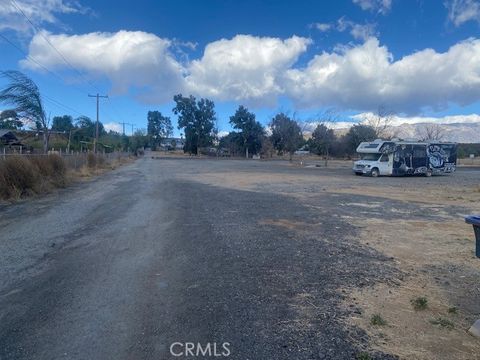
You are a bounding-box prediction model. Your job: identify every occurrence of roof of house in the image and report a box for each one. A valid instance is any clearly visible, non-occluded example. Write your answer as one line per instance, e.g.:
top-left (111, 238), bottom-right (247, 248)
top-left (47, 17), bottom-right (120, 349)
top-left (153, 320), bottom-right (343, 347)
top-left (0, 130), bottom-right (21, 145)
top-left (0, 129), bottom-right (17, 139)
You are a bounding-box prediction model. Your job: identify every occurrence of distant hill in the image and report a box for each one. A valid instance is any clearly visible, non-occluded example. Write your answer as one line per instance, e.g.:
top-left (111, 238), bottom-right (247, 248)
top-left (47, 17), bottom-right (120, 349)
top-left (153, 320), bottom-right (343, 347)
top-left (325, 122), bottom-right (480, 143)
top-left (391, 122), bottom-right (480, 143)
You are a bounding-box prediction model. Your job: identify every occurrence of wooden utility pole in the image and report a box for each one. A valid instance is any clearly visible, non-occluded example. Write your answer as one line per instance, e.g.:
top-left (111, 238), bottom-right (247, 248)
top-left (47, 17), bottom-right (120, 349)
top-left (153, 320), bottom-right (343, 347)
top-left (120, 122), bottom-right (133, 136)
top-left (88, 93), bottom-right (108, 153)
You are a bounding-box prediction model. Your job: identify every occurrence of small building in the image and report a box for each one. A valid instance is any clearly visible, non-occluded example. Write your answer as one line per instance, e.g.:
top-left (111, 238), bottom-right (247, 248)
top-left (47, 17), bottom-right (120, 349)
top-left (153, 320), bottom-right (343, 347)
top-left (0, 130), bottom-right (27, 153)
top-left (0, 130), bottom-right (19, 146)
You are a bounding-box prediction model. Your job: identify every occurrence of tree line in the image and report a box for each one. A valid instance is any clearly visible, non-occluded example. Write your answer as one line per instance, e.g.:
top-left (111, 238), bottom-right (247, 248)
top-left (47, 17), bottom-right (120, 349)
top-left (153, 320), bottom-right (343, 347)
top-left (145, 93), bottom-right (382, 159)
top-left (0, 70), bottom-right (383, 156)
top-left (0, 71), bottom-right (153, 153)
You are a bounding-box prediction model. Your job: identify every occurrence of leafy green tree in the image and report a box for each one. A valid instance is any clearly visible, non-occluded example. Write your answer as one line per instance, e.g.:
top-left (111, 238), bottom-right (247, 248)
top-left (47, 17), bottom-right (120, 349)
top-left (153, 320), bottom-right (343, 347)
top-left (0, 109), bottom-right (22, 129)
top-left (173, 94), bottom-right (216, 154)
top-left (219, 131), bottom-right (245, 156)
top-left (73, 116), bottom-right (105, 148)
top-left (270, 113), bottom-right (304, 160)
top-left (101, 130), bottom-right (128, 151)
top-left (345, 124), bottom-right (377, 154)
top-left (147, 110), bottom-right (173, 149)
top-left (309, 124), bottom-right (336, 165)
top-left (229, 105), bottom-right (265, 158)
top-left (130, 129), bottom-right (149, 153)
top-left (51, 115), bottom-right (74, 132)
top-left (260, 136), bottom-right (275, 158)
top-left (0, 71), bottom-right (49, 152)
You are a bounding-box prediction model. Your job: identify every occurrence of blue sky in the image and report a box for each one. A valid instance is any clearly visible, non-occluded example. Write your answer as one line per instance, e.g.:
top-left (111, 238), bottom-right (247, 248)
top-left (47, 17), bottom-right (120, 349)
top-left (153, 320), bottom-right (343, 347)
top-left (1, 0), bottom-right (480, 136)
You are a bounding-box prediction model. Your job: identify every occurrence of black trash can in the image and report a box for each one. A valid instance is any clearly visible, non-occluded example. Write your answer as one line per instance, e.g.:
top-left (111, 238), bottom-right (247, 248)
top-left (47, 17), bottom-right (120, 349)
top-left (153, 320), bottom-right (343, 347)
top-left (465, 215), bottom-right (480, 258)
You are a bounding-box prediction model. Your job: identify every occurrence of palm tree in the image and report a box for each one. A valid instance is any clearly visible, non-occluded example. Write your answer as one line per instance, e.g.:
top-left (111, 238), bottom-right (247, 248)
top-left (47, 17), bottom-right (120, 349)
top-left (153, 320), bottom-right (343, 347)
top-left (0, 70), bottom-right (49, 153)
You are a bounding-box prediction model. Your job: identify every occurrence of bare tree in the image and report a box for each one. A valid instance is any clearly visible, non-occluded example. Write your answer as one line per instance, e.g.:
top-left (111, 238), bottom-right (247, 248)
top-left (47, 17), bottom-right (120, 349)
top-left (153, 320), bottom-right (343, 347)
top-left (364, 106), bottom-right (395, 139)
top-left (418, 123), bottom-right (445, 141)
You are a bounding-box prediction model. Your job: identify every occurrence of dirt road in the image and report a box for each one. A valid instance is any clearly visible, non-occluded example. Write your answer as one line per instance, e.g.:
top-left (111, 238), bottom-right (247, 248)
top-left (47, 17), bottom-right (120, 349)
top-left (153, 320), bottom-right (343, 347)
top-left (0, 157), bottom-right (478, 359)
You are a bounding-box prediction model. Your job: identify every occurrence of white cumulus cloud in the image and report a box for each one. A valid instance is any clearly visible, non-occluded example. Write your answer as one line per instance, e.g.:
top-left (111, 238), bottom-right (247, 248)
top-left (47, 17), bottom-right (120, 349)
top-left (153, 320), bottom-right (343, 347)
top-left (22, 30), bottom-right (186, 102)
top-left (184, 35), bottom-right (311, 106)
top-left (21, 30), bottom-right (480, 115)
top-left (103, 122), bottom-right (123, 133)
top-left (217, 130), bottom-right (229, 138)
top-left (0, 0), bottom-right (89, 33)
top-left (23, 31), bottom-right (311, 106)
top-left (284, 37), bottom-right (480, 114)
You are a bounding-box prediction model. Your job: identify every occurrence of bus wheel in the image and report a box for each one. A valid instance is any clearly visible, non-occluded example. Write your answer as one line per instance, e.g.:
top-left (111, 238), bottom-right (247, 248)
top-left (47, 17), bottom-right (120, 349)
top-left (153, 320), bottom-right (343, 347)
top-left (425, 169), bottom-right (432, 177)
top-left (370, 168), bottom-right (379, 177)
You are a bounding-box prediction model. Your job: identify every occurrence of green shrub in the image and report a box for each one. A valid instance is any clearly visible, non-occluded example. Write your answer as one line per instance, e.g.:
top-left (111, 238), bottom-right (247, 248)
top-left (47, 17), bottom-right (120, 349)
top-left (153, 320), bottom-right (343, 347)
top-left (430, 317), bottom-right (454, 330)
top-left (370, 314), bottom-right (387, 326)
top-left (411, 297), bottom-right (428, 310)
top-left (448, 306), bottom-right (457, 314)
top-left (356, 352), bottom-right (372, 360)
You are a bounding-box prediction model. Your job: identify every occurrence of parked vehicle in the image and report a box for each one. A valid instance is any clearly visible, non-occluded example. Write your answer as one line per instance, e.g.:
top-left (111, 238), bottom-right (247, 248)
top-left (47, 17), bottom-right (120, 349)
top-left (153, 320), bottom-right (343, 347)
top-left (353, 139), bottom-right (457, 177)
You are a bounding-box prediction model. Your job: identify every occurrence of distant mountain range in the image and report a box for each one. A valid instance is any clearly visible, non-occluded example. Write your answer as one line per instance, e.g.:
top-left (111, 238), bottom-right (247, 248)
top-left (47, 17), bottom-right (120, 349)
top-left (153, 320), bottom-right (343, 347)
top-left (330, 122), bottom-right (480, 143)
top-left (390, 122), bottom-right (480, 143)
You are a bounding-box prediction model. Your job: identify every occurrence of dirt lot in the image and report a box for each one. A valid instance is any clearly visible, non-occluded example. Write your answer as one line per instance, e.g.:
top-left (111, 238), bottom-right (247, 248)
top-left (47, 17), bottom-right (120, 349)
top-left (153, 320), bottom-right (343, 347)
top-left (1, 155), bottom-right (479, 359)
top-left (175, 157), bottom-right (480, 360)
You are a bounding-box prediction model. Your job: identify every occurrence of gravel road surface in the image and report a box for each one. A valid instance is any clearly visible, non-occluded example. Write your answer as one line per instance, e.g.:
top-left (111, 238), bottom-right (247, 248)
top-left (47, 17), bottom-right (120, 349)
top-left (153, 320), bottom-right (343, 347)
top-left (3, 157), bottom-right (473, 359)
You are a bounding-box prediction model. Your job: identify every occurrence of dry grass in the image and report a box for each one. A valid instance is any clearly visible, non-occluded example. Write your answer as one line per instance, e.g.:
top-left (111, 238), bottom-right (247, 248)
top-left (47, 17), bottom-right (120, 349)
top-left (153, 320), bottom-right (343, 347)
top-left (30, 154), bottom-right (67, 187)
top-left (0, 156), bottom-right (39, 199)
top-left (72, 155), bottom-right (133, 179)
top-left (0, 153), bottom-right (133, 201)
top-left (0, 155), bottom-right (67, 200)
top-left (86, 153), bottom-right (99, 168)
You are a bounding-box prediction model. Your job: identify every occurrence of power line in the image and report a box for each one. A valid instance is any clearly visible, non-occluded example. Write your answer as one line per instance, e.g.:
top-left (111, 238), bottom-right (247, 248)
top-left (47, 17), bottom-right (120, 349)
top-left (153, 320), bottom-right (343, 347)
top-left (0, 67), bottom-right (88, 120)
top-left (2, 2), bottom-right (127, 127)
top-left (10, 0), bottom-right (101, 93)
top-left (0, 32), bottom-right (97, 100)
top-left (106, 97), bottom-right (134, 132)
top-left (0, 32), bottom-right (118, 124)
top-left (43, 95), bottom-right (85, 117)
top-left (0, 33), bottom-right (69, 86)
